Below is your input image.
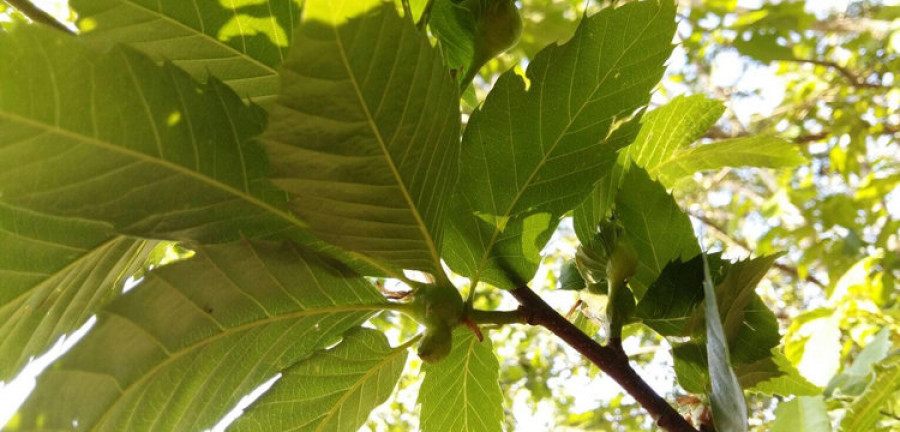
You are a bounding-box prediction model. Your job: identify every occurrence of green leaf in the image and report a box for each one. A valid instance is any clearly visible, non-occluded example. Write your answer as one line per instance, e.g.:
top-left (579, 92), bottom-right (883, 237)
top-left (770, 396), bottom-right (833, 432)
top-left (233, 328), bottom-right (408, 432)
top-left (615, 166), bottom-right (700, 297)
top-left (840, 354), bottom-right (900, 432)
top-left (635, 253), bottom-right (725, 336)
top-left (0, 28), bottom-right (275, 240)
top-left (572, 158), bottom-right (629, 247)
top-left (629, 94), bottom-right (725, 177)
top-left (0, 203), bottom-right (159, 381)
top-left (0, 26), bottom-right (385, 275)
top-left (70, 0), bottom-right (301, 101)
top-left (430, 0), bottom-right (477, 75)
top-left (701, 253), bottom-right (749, 432)
top-left (738, 350), bottom-right (822, 397)
top-left (262, 1), bottom-right (460, 276)
top-left (672, 342), bottom-right (708, 393)
top-left (715, 254), bottom-right (780, 346)
top-left (419, 327), bottom-right (504, 432)
top-left (826, 327), bottom-right (893, 397)
top-left (655, 135), bottom-right (807, 186)
top-left (12, 240), bottom-right (386, 431)
top-left (442, 0), bottom-right (676, 289)
top-left (685, 254), bottom-right (781, 364)
top-left (558, 259), bottom-right (587, 290)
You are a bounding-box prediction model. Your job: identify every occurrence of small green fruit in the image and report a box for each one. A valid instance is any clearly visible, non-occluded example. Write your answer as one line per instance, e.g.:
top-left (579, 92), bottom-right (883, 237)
top-left (414, 283), bottom-right (464, 328)
top-left (606, 240), bottom-right (638, 285)
top-left (417, 323), bottom-right (453, 363)
top-left (459, 0), bottom-right (523, 88)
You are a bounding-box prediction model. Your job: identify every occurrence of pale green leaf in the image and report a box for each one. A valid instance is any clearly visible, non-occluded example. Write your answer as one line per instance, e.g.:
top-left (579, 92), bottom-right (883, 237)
top-left (770, 396), bottom-right (832, 432)
top-left (656, 134), bottom-right (807, 186)
top-left (615, 167), bottom-right (700, 297)
top-left (71, 0), bottom-right (301, 101)
top-left (0, 26), bottom-right (385, 275)
top-left (702, 253), bottom-right (749, 432)
top-left (419, 327), bottom-right (504, 432)
top-left (262, 1), bottom-right (460, 276)
top-left (629, 94), bottom-right (725, 177)
top-left (0, 203), bottom-right (159, 381)
top-left (826, 327), bottom-right (893, 397)
top-left (12, 240), bottom-right (386, 431)
top-left (840, 354), bottom-right (900, 432)
top-left (444, 0), bottom-right (676, 288)
top-left (233, 328), bottom-right (408, 432)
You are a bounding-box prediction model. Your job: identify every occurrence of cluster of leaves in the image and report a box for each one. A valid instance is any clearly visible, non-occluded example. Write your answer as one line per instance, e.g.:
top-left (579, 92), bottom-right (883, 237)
top-left (0, 1), bottom-right (897, 432)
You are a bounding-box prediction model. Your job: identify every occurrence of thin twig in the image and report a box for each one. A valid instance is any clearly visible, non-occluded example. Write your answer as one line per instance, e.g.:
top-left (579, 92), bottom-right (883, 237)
top-left (791, 58), bottom-right (885, 89)
top-left (510, 286), bottom-right (698, 432)
top-left (5, 0), bottom-right (75, 34)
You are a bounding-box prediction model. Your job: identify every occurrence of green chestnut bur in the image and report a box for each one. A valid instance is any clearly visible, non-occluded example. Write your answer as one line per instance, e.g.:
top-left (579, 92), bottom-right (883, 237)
top-left (410, 283), bottom-right (464, 363)
top-left (417, 323), bottom-right (453, 363)
top-left (458, 0), bottom-right (523, 89)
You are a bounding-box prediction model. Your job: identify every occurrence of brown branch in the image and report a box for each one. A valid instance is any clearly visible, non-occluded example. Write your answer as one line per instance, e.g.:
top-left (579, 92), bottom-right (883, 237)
top-left (510, 286), bottom-right (698, 432)
top-left (691, 212), bottom-right (827, 289)
top-left (4, 0), bottom-right (75, 34)
top-left (791, 58), bottom-right (885, 89)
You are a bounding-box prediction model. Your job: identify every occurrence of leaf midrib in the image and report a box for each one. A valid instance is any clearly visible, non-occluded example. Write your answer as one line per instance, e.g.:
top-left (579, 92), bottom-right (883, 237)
top-left (86, 302), bottom-right (387, 432)
top-left (328, 11), bottom-right (445, 275)
top-left (311, 339), bottom-right (408, 432)
top-left (471, 7), bottom-right (663, 286)
top-left (0, 111), bottom-right (399, 279)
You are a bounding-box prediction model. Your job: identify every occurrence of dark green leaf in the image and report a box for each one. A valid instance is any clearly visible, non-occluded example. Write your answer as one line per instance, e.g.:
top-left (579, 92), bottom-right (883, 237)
top-left (263, 1), bottom-right (460, 277)
top-left (419, 327), bottom-right (504, 432)
top-left (443, 0), bottom-right (676, 289)
top-left (558, 259), bottom-right (586, 291)
top-left (635, 253), bottom-right (726, 336)
top-left (685, 254), bottom-right (781, 359)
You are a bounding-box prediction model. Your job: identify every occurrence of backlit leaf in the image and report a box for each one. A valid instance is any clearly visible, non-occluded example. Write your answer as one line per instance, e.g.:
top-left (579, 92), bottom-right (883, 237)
top-left (233, 328), bottom-right (408, 432)
top-left (444, 0), bottom-right (676, 288)
top-left (419, 327), bottom-right (504, 432)
top-left (263, 0), bottom-right (460, 276)
top-left (12, 240), bottom-right (385, 431)
top-left (71, 0), bottom-right (301, 101)
top-left (0, 203), bottom-right (159, 381)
